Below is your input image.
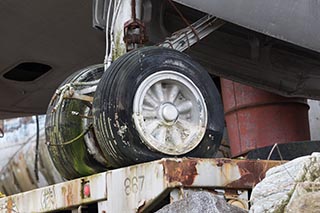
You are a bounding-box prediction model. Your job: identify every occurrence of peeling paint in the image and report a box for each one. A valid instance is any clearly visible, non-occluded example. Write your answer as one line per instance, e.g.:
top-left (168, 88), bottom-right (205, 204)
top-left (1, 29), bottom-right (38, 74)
top-left (114, 113), bottom-right (128, 140)
top-left (227, 160), bottom-right (283, 189)
top-left (164, 159), bottom-right (198, 186)
top-left (117, 124), bottom-right (128, 139)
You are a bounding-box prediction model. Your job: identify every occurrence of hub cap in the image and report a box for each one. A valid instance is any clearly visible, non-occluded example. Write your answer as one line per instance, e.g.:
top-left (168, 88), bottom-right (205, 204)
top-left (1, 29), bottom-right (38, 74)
top-left (133, 71), bottom-right (208, 155)
top-left (161, 103), bottom-right (179, 122)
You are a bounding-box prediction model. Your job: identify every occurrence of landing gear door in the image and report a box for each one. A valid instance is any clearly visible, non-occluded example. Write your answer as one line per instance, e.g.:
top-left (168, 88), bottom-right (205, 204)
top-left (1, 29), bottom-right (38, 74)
top-left (92, 0), bottom-right (114, 31)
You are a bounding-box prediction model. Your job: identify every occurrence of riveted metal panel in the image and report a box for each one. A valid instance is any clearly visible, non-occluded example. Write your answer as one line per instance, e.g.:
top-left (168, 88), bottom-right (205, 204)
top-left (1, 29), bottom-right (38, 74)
top-left (174, 0), bottom-right (320, 53)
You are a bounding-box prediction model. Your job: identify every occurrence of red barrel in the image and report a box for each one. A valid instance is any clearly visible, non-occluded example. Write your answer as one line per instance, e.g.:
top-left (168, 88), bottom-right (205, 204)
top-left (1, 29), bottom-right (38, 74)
top-left (221, 79), bottom-right (310, 157)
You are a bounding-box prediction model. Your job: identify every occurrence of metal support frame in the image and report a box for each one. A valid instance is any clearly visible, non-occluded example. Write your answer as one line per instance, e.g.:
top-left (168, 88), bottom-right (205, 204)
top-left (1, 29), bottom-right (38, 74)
top-left (159, 15), bottom-right (225, 52)
top-left (51, 82), bottom-right (98, 112)
top-left (0, 158), bottom-right (282, 212)
top-left (52, 14), bottom-right (224, 109)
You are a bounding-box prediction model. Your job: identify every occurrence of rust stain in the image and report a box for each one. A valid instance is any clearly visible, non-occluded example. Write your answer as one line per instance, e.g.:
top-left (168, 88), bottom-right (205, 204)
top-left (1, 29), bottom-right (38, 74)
top-left (66, 184), bottom-right (73, 206)
top-left (163, 159), bottom-right (198, 186)
top-left (61, 186), bottom-right (66, 195)
top-left (227, 160), bottom-right (283, 189)
top-left (7, 198), bottom-right (12, 213)
top-left (62, 184), bottom-right (74, 206)
top-left (215, 158), bottom-right (232, 167)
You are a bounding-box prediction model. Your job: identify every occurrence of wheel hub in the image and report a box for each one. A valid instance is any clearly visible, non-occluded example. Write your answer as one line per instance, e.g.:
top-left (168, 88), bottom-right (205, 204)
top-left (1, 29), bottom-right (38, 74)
top-left (161, 103), bottom-right (179, 123)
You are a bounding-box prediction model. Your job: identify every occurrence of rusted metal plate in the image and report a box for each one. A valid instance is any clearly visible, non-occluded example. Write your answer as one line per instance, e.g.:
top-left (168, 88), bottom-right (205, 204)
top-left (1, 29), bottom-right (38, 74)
top-left (162, 158), bottom-right (282, 189)
top-left (106, 158), bottom-right (282, 212)
top-left (0, 158), bottom-right (282, 212)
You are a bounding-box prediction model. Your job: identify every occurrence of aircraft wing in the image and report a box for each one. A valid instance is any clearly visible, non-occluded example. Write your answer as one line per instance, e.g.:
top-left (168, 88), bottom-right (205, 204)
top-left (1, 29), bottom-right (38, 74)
top-left (0, 1), bottom-right (105, 119)
top-left (1, 0), bottom-right (320, 119)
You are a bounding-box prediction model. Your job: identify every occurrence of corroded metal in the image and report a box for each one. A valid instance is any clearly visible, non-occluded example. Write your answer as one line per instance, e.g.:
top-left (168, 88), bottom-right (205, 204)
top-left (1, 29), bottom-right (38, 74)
top-left (0, 158), bottom-right (282, 212)
top-left (123, 0), bottom-right (148, 51)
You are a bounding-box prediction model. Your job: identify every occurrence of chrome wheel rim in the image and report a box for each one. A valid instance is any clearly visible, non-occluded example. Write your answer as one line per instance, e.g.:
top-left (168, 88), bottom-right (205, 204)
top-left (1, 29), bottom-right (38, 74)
top-left (133, 71), bottom-right (208, 155)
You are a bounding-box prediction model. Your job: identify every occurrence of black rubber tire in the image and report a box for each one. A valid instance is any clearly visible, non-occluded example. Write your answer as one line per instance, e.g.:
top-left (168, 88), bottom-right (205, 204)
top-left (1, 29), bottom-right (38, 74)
top-left (45, 64), bottom-right (108, 179)
top-left (93, 47), bottom-right (224, 168)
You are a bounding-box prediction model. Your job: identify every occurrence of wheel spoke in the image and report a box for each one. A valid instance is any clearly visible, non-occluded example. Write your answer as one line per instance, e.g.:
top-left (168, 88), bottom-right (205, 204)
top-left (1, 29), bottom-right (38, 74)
top-left (146, 120), bottom-right (160, 135)
top-left (171, 126), bottom-right (182, 145)
top-left (177, 100), bottom-right (193, 113)
top-left (143, 94), bottom-right (158, 108)
top-left (168, 85), bottom-right (179, 102)
top-left (153, 82), bottom-right (164, 102)
top-left (142, 105), bottom-right (154, 111)
top-left (176, 119), bottom-right (192, 132)
top-left (142, 110), bottom-right (157, 119)
top-left (157, 126), bottom-right (167, 144)
top-left (147, 90), bottom-right (159, 103)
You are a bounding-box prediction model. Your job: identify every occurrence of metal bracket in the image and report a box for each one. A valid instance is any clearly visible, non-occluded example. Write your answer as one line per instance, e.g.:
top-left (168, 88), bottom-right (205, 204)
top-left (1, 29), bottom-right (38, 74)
top-left (51, 80), bottom-right (99, 112)
top-left (159, 15), bottom-right (225, 52)
top-left (63, 90), bottom-right (94, 103)
top-left (123, 0), bottom-right (148, 51)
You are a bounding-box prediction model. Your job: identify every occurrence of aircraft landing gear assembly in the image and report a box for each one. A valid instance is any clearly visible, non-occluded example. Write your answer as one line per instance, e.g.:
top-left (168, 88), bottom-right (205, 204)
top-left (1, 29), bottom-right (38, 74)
top-left (45, 47), bottom-right (224, 179)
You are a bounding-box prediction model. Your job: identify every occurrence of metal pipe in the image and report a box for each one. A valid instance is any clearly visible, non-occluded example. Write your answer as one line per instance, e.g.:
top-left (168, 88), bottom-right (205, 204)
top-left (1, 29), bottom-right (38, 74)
top-left (131, 0), bottom-right (136, 21)
top-left (135, 0), bottom-right (142, 19)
